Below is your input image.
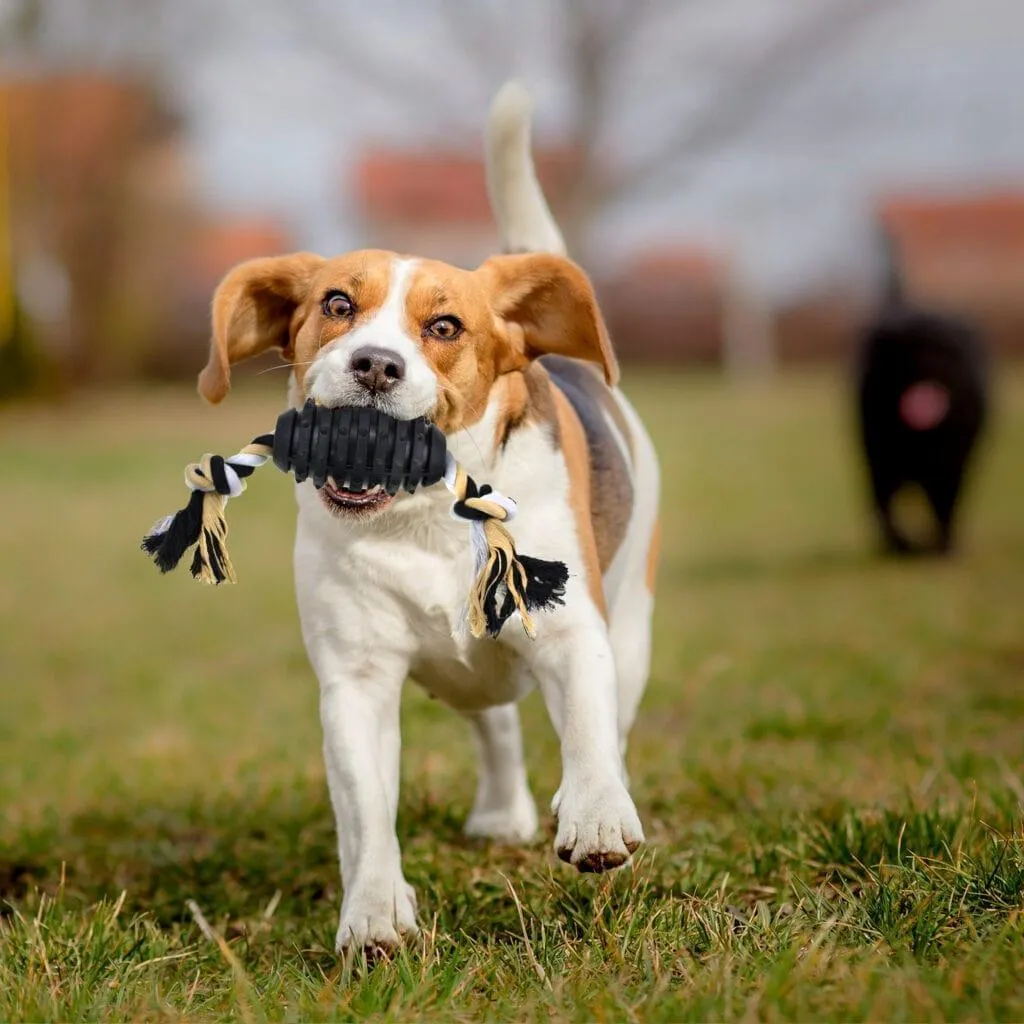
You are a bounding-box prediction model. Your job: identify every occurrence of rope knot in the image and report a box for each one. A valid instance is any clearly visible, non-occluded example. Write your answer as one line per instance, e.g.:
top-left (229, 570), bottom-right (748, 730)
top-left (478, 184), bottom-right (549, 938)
top-left (142, 436), bottom-right (274, 584)
top-left (442, 452), bottom-right (566, 639)
top-left (452, 481), bottom-right (517, 524)
top-left (185, 453), bottom-right (248, 498)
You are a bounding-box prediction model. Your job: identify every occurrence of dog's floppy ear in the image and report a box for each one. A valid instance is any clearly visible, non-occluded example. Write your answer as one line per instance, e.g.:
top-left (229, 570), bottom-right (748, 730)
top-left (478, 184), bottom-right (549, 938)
top-left (480, 253), bottom-right (619, 386)
top-left (199, 252), bottom-right (324, 404)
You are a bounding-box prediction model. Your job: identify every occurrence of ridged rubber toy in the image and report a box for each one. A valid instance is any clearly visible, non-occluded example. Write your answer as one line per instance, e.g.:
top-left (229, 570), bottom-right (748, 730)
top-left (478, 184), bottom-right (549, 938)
top-left (271, 402), bottom-right (448, 495)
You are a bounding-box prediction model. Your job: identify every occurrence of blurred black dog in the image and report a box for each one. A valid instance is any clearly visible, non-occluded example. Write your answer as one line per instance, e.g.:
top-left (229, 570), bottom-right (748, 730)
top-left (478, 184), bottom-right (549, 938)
top-left (856, 245), bottom-right (989, 555)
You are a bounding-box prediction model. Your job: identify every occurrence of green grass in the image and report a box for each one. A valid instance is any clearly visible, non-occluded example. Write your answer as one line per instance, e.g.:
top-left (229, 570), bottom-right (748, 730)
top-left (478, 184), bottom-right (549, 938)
top-left (1, 368), bottom-right (1023, 1021)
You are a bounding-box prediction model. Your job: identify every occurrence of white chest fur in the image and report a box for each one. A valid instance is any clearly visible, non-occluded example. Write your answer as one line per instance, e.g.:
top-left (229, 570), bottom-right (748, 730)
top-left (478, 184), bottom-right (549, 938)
top-left (291, 395), bottom-right (586, 711)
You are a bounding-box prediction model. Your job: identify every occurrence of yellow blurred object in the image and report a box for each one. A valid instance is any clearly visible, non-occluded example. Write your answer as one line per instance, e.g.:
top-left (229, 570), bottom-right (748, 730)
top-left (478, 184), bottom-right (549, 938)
top-left (0, 89), bottom-right (12, 344)
top-left (891, 485), bottom-right (940, 549)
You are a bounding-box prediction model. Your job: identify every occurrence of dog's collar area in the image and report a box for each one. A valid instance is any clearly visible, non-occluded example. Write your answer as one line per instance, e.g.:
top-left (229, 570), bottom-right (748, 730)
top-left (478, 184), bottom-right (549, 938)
top-left (899, 380), bottom-right (951, 432)
top-left (141, 403), bottom-right (568, 640)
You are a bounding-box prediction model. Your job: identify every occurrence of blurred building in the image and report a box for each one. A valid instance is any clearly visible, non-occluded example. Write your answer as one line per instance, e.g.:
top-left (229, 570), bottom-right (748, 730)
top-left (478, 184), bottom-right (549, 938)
top-left (353, 148), bottom-right (727, 362)
top-left (354, 147), bottom-right (577, 268)
top-left (597, 248), bottom-right (727, 364)
top-left (880, 192), bottom-right (1024, 356)
top-left (168, 215), bottom-right (295, 378)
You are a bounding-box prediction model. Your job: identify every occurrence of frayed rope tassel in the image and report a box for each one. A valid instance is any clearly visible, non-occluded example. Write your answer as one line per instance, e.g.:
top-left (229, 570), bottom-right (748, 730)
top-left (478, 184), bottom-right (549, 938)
top-left (141, 437), bottom-right (274, 584)
top-left (443, 454), bottom-right (568, 639)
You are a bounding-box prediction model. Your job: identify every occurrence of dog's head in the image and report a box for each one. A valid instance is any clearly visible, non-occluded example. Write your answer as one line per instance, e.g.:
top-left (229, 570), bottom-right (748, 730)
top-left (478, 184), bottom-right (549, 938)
top-left (199, 249), bottom-right (616, 516)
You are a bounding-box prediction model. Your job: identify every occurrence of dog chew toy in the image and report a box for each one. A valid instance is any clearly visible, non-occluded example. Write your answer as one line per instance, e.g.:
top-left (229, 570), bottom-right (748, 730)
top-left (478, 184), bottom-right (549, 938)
top-left (141, 402), bottom-right (568, 639)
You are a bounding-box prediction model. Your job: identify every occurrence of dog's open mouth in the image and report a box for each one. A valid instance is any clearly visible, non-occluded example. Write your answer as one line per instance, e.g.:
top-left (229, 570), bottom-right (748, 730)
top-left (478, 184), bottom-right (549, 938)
top-left (319, 478), bottom-right (395, 517)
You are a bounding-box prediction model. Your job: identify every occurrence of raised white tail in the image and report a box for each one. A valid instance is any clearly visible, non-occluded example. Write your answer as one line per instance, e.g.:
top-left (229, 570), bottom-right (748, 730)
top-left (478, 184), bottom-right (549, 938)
top-left (485, 81), bottom-right (567, 257)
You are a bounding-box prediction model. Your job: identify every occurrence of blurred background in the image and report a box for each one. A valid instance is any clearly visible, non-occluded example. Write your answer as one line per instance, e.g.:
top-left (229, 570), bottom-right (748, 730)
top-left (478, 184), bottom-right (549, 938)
top-left (2, 0), bottom-right (1023, 395)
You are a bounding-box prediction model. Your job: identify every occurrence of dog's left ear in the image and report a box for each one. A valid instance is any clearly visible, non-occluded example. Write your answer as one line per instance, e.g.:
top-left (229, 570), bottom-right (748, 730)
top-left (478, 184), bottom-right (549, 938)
top-left (480, 253), bottom-right (619, 386)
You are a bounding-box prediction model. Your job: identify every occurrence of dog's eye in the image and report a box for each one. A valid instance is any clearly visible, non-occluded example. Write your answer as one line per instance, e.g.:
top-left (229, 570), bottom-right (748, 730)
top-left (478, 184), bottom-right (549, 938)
top-left (425, 316), bottom-right (464, 341)
top-left (323, 291), bottom-right (355, 318)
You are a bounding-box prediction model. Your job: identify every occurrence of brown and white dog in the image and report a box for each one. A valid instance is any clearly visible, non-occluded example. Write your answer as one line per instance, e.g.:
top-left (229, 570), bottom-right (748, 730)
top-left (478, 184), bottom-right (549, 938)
top-left (199, 83), bottom-right (660, 952)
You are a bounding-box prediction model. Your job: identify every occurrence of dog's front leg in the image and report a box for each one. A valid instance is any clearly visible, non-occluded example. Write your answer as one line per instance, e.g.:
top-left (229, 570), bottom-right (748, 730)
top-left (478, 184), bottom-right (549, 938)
top-left (529, 625), bottom-right (644, 872)
top-left (318, 656), bottom-right (417, 953)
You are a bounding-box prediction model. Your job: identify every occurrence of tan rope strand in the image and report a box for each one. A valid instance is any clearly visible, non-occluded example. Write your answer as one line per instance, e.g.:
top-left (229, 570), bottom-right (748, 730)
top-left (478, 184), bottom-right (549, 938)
top-left (240, 442), bottom-right (273, 459)
top-left (196, 491), bottom-right (235, 584)
top-left (466, 543), bottom-right (500, 639)
top-left (185, 454), bottom-right (217, 492)
top-left (463, 496), bottom-right (510, 521)
top-left (445, 454), bottom-right (566, 637)
top-left (453, 464), bottom-right (469, 502)
top-left (483, 520), bottom-right (536, 638)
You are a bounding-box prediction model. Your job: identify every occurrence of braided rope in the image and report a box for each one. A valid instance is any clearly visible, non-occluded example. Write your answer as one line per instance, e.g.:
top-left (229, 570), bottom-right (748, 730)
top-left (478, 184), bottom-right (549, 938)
top-left (182, 437), bottom-right (275, 497)
top-left (142, 435), bottom-right (273, 584)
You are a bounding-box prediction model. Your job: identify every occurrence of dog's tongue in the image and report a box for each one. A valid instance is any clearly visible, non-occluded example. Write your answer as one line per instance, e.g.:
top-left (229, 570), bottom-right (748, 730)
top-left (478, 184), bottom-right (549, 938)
top-left (899, 381), bottom-right (950, 431)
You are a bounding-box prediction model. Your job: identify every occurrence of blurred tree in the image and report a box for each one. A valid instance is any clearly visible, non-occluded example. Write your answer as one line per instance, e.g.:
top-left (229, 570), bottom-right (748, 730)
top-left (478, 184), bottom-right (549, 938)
top-left (0, 0), bottom-right (49, 397)
top-left (0, 0), bottom-right (189, 389)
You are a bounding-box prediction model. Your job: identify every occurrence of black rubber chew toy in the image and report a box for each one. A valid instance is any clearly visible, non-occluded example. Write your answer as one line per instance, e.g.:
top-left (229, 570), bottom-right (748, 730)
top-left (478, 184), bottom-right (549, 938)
top-left (272, 400), bottom-right (448, 494)
top-left (142, 397), bottom-right (569, 637)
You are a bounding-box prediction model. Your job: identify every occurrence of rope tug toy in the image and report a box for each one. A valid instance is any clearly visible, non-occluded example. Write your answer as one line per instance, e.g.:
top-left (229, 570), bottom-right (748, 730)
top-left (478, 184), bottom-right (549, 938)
top-left (141, 402), bottom-right (569, 639)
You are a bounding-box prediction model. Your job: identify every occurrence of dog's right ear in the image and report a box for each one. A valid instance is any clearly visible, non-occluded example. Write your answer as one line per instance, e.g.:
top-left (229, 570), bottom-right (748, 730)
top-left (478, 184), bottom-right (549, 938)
top-left (199, 253), bottom-right (324, 404)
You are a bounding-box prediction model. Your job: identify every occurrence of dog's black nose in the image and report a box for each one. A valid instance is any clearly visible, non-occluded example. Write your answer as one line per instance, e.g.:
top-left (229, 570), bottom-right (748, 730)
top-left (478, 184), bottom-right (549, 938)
top-left (349, 347), bottom-right (406, 393)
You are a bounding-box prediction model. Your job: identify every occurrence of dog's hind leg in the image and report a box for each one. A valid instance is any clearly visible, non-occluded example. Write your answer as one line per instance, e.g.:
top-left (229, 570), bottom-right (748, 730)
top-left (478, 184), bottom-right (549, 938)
top-left (609, 572), bottom-right (654, 774)
top-left (868, 468), bottom-right (911, 554)
top-left (606, 395), bottom-right (659, 773)
top-left (463, 704), bottom-right (538, 842)
top-left (923, 468), bottom-right (965, 554)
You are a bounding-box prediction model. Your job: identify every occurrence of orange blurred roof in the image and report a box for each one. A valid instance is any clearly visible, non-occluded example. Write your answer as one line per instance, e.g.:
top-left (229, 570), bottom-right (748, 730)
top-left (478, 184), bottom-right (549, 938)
top-left (1, 72), bottom-right (177, 182)
top-left (188, 218), bottom-right (294, 283)
top-left (615, 247), bottom-right (726, 287)
top-left (879, 191), bottom-right (1024, 247)
top-left (356, 147), bottom-right (579, 226)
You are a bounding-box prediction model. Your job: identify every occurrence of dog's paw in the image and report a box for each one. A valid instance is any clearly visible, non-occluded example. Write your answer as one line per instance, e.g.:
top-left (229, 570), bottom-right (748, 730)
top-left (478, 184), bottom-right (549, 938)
top-left (464, 793), bottom-right (539, 843)
top-left (553, 778), bottom-right (644, 873)
top-left (336, 880), bottom-right (418, 955)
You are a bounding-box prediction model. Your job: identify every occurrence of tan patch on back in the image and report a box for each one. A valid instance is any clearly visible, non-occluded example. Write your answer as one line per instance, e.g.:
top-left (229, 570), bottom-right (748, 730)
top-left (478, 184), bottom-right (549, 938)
top-left (551, 386), bottom-right (607, 617)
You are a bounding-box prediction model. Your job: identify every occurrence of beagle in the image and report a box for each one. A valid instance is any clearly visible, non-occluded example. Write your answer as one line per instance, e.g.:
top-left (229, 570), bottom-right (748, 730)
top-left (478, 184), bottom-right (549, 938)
top-left (199, 83), bottom-right (660, 953)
